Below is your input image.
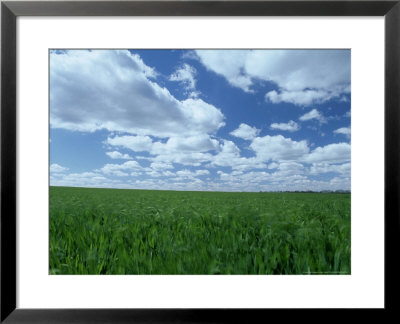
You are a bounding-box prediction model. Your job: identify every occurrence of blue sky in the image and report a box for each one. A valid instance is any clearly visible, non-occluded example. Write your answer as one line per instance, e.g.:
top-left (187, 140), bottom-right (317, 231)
top-left (50, 49), bottom-right (351, 191)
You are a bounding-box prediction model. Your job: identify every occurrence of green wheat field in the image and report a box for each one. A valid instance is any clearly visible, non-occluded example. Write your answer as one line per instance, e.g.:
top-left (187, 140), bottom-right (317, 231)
top-left (49, 186), bottom-right (351, 275)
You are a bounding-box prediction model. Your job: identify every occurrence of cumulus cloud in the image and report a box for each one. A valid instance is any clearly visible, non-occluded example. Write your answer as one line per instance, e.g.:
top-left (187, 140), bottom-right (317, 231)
top-left (195, 170), bottom-right (210, 176)
top-left (106, 134), bottom-right (216, 157)
top-left (106, 135), bottom-right (153, 152)
top-left (176, 169), bottom-right (210, 179)
top-left (50, 50), bottom-right (224, 137)
top-left (277, 162), bottom-right (306, 176)
top-left (212, 140), bottom-right (240, 165)
top-left (106, 151), bottom-right (132, 160)
top-left (299, 109), bottom-right (326, 124)
top-left (212, 163), bottom-right (350, 191)
top-left (265, 89), bottom-right (342, 106)
top-left (106, 134), bottom-right (219, 166)
top-left (99, 160), bottom-right (144, 176)
top-left (50, 172), bottom-right (123, 188)
top-left (230, 123), bottom-right (260, 140)
top-left (150, 162), bottom-right (174, 171)
top-left (195, 50), bottom-right (253, 92)
top-left (151, 135), bottom-right (219, 155)
top-left (50, 163), bottom-right (69, 173)
top-left (169, 63), bottom-right (197, 90)
top-left (250, 135), bottom-right (309, 162)
top-left (152, 152), bottom-right (214, 167)
top-left (210, 140), bottom-right (266, 171)
top-left (329, 176), bottom-right (351, 189)
top-left (195, 49), bottom-right (350, 105)
top-left (334, 127), bottom-right (351, 138)
top-left (309, 162), bottom-right (350, 176)
top-left (303, 143), bottom-right (350, 164)
top-left (270, 120), bottom-right (299, 132)
top-left (268, 162), bottom-right (279, 169)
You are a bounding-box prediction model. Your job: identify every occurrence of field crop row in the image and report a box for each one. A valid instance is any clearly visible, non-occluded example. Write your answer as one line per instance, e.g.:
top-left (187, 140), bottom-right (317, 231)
top-left (50, 186), bottom-right (351, 275)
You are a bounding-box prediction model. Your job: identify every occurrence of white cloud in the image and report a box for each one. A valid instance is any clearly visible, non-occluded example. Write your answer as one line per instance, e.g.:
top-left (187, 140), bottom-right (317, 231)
top-left (210, 140), bottom-right (248, 170)
top-left (230, 123), bottom-right (260, 140)
top-left (169, 63), bottom-right (197, 90)
top-left (152, 152), bottom-right (214, 167)
top-left (151, 135), bottom-right (219, 155)
top-left (195, 49), bottom-right (350, 105)
top-left (299, 109), bottom-right (326, 124)
top-left (106, 151), bottom-right (132, 160)
top-left (195, 170), bottom-right (210, 176)
top-left (150, 162), bottom-right (174, 171)
top-left (270, 120), bottom-right (299, 132)
top-left (176, 170), bottom-right (190, 178)
top-left (310, 162), bottom-right (351, 175)
top-left (212, 140), bottom-right (240, 165)
top-left (250, 135), bottom-right (309, 162)
top-left (329, 176), bottom-right (351, 189)
top-left (265, 89), bottom-right (341, 106)
top-left (245, 50), bottom-right (350, 92)
top-left (50, 171), bottom-right (124, 188)
top-left (106, 135), bottom-right (153, 152)
top-left (304, 143), bottom-right (350, 164)
top-left (188, 91), bottom-right (201, 99)
top-left (176, 169), bottom-right (210, 179)
top-left (99, 160), bottom-right (144, 176)
top-left (209, 167), bottom-right (351, 192)
top-left (106, 134), bottom-right (219, 167)
top-left (145, 170), bottom-right (162, 178)
top-left (211, 140), bottom-right (267, 171)
top-left (181, 50), bottom-right (199, 61)
top-left (334, 127), bottom-right (351, 137)
top-left (162, 171), bottom-right (175, 177)
top-left (50, 50), bottom-right (224, 137)
top-left (109, 134), bottom-right (215, 156)
top-left (50, 166), bottom-right (350, 192)
top-left (50, 163), bottom-right (69, 173)
top-left (235, 168), bottom-right (348, 191)
top-left (277, 162), bottom-right (305, 176)
top-left (268, 162), bottom-right (279, 169)
top-left (195, 50), bottom-right (253, 92)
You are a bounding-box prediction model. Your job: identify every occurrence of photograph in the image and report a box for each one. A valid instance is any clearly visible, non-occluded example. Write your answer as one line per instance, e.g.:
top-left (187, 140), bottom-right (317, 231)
top-left (49, 49), bottom-right (351, 275)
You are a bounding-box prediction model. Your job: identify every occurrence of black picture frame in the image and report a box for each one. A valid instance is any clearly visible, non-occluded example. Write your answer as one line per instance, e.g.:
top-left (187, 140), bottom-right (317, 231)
top-left (1, 0), bottom-right (399, 322)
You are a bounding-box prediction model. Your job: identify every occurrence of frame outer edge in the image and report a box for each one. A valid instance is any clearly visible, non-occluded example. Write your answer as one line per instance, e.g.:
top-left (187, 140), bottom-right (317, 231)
top-left (1, 2), bottom-right (17, 323)
top-left (0, 0), bottom-right (399, 322)
top-left (385, 1), bottom-right (400, 312)
top-left (2, 1), bottom-right (399, 16)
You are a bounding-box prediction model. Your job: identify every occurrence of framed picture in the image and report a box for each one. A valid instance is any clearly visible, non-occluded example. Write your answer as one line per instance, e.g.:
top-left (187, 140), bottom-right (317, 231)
top-left (1, 0), bottom-right (399, 322)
